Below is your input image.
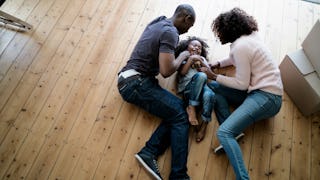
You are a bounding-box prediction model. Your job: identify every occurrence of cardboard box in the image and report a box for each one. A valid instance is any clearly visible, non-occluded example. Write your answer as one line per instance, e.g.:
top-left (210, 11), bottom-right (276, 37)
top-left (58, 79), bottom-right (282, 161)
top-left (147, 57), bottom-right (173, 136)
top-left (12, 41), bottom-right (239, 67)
top-left (279, 20), bottom-right (320, 116)
top-left (302, 20), bottom-right (320, 77)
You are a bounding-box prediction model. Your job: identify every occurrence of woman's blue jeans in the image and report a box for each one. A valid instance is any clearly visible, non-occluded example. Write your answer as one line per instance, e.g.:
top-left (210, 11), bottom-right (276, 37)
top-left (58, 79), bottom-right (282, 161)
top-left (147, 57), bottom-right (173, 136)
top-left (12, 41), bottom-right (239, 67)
top-left (118, 75), bottom-right (190, 179)
top-left (183, 72), bottom-right (214, 122)
top-left (208, 81), bottom-right (282, 180)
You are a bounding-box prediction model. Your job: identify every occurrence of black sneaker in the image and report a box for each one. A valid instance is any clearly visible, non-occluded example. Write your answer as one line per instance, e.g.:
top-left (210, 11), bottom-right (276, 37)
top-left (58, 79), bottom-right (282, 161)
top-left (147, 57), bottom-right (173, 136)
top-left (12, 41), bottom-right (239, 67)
top-left (135, 152), bottom-right (162, 180)
top-left (214, 133), bottom-right (245, 154)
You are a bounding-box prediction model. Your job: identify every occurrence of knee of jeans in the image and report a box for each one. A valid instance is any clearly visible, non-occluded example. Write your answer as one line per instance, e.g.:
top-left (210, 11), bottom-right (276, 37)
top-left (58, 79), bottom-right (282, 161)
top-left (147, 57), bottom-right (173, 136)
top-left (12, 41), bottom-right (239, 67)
top-left (173, 111), bottom-right (189, 125)
top-left (204, 90), bottom-right (215, 102)
top-left (196, 72), bottom-right (207, 81)
top-left (217, 126), bottom-right (233, 139)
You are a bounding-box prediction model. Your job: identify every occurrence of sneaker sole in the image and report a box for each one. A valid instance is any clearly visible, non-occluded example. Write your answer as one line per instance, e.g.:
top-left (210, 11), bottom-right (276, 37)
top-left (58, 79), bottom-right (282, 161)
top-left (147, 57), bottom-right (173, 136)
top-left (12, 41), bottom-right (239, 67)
top-left (214, 133), bottom-right (245, 154)
top-left (135, 154), bottom-right (162, 180)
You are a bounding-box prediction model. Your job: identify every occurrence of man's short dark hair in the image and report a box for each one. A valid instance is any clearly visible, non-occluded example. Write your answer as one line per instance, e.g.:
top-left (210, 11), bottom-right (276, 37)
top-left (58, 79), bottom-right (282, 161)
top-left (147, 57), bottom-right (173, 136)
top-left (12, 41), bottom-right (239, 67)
top-left (174, 4), bottom-right (196, 20)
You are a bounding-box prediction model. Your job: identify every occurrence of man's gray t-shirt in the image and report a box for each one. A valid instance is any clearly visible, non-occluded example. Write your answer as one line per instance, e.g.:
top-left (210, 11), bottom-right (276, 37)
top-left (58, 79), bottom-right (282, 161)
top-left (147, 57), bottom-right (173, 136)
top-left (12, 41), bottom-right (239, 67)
top-left (120, 16), bottom-right (179, 76)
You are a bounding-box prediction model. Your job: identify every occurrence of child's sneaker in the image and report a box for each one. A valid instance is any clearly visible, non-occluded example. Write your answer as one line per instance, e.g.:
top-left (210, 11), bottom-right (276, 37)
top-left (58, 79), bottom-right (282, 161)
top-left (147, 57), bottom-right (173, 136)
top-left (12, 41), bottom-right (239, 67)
top-left (214, 133), bottom-right (245, 154)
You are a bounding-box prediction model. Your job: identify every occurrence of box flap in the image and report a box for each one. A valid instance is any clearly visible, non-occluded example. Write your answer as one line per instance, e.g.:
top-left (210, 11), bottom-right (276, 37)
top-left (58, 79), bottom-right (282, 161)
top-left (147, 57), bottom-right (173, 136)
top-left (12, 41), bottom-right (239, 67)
top-left (287, 49), bottom-right (315, 75)
top-left (302, 19), bottom-right (320, 77)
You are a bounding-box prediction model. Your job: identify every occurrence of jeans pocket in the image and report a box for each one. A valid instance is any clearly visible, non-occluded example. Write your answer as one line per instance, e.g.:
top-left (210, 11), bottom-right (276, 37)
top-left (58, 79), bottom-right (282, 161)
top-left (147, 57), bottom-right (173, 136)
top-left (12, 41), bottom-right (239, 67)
top-left (257, 92), bottom-right (281, 118)
top-left (119, 80), bottom-right (140, 103)
top-left (118, 83), bottom-right (128, 91)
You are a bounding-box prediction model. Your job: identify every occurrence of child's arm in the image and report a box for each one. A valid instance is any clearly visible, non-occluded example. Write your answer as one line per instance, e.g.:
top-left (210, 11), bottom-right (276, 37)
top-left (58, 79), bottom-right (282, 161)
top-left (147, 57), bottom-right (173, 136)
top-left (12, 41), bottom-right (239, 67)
top-left (179, 55), bottom-right (202, 75)
top-left (179, 57), bottom-right (193, 75)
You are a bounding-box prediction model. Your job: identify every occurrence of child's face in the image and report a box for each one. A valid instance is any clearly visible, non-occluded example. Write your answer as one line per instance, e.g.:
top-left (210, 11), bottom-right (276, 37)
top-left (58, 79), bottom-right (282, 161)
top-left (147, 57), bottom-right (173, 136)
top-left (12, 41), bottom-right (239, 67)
top-left (187, 40), bottom-right (202, 55)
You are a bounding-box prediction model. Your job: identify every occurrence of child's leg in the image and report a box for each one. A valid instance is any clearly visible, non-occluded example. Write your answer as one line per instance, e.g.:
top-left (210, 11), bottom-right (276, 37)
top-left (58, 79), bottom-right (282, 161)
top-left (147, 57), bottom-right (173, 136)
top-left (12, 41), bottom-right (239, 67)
top-left (196, 85), bottom-right (214, 142)
top-left (185, 72), bottom-right (208, 125)
top-left (201, 85), bottom-right (214, 121)
top-left (186, 105), bottom-right (198, 125)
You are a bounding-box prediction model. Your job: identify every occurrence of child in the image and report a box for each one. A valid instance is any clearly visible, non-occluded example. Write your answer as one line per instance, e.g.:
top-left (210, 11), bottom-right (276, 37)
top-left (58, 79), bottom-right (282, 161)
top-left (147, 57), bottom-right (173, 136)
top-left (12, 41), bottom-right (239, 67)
top-left (175, 36), bottom-right (214, 142)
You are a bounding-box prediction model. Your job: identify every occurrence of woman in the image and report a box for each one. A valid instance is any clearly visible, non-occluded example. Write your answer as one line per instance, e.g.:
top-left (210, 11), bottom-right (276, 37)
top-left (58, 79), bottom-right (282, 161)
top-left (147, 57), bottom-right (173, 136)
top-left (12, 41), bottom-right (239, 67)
top-left (200, 8), bottom-right (283, 179)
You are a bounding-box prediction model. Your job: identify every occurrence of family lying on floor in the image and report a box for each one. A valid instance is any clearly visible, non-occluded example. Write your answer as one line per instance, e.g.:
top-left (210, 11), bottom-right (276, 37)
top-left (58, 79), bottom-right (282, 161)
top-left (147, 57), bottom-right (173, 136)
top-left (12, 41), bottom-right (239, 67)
top-left (117, 4), bottom-right (283, 180)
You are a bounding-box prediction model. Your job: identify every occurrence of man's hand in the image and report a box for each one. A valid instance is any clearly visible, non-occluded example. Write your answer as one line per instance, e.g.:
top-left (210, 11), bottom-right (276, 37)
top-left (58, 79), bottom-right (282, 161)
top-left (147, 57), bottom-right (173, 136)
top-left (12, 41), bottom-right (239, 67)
top-left (179, 50), bottom-right (191, 59)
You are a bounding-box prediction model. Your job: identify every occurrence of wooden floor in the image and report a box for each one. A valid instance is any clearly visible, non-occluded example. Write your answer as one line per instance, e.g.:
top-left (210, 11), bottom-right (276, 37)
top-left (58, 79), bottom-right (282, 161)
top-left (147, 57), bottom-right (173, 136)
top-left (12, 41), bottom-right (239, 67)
top-left (0, 0), bottom-right (320, 179)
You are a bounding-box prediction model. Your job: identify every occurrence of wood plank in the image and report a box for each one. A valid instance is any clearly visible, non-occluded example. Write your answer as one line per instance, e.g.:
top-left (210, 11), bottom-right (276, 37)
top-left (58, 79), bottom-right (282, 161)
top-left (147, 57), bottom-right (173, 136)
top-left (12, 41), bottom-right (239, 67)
top-left (291, 109), bottom-right (312, 179)
top-left (311, 112), bottom-right (320, 180)
top-left (0, 0), bottom-right (72, 175)
top-left (1, 0), bottom-right (73, 132)
top-left (0, 0), bottom-right (25, 14)
top-left (0, 0), bottom-right (40, 71)
top-left (0, 0), bottom-right (53, 111)
top-left (269, 94), bottom-right (294, 180)
top-left (25, 1), bottom-right (131, 178)
top-left (24, 0), bottom-right (125, 179)
top-left (69, 1), bottom-right (149, 179)
top-left (0, 0), bottom-right (319, 180)
top-left (268, 0), bottom-right (297, 179)
top-left (278, 0), bottom-right (299, 62)
top-left (0, 0), bottom-right (34, 52)
top-left (0, 0), bottom-right (87, 147)
top-left (289, 1), bottom-right (315, 179)
top-left (0, 0), bottom-right (81, 178)
top-left (263, 0), bottom-right (285, 61)
top-left (46, 0), bottom-right (145, 179)
top-left (90, 1), bottom-right (162, 179)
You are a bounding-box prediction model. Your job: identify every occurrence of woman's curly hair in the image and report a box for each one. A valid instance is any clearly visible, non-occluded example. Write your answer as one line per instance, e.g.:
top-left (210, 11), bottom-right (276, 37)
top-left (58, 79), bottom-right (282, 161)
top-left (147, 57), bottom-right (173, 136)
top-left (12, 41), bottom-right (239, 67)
top-left (174, 36), bottom-right (209, 59)
top-left (211, 7), bottom-right (258, 44)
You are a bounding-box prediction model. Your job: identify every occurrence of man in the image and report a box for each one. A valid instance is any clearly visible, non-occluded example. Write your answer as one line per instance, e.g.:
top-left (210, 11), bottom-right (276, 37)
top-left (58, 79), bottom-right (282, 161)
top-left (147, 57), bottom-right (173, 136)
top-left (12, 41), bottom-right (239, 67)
top-left (117, 4), bottom-right (195, 180)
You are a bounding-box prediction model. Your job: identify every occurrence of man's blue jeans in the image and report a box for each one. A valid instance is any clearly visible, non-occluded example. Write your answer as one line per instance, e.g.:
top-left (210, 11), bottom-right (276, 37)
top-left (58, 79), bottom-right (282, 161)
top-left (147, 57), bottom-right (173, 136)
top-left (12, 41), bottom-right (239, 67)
top-left (118, 75), bottom-right (190, 179)
top-left (208, 81), bottom-right (282, 180)
top-left (183, 72), bottom-right (214, 122)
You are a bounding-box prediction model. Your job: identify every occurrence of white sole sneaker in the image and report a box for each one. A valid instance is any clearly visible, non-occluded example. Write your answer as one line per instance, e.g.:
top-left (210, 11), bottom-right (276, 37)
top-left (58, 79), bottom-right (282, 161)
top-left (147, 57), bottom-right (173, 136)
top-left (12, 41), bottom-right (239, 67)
top-left (135, 154), bottom-right (162, 180)
top-left (214, 133), bottom-right (245, 154)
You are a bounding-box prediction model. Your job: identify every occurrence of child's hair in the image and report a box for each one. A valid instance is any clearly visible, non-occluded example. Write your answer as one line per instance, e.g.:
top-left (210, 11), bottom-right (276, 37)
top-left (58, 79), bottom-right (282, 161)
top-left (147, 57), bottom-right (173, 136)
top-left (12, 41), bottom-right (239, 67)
top-left (174, 36), bottom-right (209, 59)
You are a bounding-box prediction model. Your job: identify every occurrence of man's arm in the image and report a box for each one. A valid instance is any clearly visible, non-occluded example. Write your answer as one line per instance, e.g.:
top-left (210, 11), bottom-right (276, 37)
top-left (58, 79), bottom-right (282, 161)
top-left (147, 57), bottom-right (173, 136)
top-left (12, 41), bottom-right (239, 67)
top-left (159, 51), bottom-right (189, 78)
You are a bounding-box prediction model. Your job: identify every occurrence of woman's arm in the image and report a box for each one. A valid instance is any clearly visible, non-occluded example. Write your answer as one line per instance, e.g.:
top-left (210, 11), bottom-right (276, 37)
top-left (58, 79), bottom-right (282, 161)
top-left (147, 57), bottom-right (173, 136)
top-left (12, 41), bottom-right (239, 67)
top-left (217, 56), bottom-right (233, 68)
top-left (216, 51), bottom-right (251, 90)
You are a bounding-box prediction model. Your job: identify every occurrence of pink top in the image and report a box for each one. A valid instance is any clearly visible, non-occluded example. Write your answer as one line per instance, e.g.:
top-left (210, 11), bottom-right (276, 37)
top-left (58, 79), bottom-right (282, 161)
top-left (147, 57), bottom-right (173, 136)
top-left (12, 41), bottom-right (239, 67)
top-left (217, 32), bottom-right (283, 95)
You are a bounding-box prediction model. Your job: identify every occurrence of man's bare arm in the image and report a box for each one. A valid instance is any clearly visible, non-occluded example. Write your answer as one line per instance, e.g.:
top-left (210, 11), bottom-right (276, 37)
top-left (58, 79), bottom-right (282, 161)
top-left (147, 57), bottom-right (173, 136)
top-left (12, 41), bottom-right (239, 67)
top-left (159, 51), bottom-right (189, 78)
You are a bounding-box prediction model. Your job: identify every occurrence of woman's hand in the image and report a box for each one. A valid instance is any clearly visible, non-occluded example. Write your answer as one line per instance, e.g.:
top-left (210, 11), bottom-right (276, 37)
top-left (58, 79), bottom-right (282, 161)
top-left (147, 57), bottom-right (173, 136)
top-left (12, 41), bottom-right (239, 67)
top-left (199, 66), bottom-right (218, 81)
top-left (209, 61), bottom-right (220, 70)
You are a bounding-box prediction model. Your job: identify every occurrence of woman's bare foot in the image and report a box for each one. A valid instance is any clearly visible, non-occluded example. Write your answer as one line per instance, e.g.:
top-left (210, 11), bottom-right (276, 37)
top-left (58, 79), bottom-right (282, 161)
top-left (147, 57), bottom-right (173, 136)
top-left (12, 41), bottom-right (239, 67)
top-left (196, 121), bottom-right (208, 142)
top-left (186, 105), bottom-right (199, 125)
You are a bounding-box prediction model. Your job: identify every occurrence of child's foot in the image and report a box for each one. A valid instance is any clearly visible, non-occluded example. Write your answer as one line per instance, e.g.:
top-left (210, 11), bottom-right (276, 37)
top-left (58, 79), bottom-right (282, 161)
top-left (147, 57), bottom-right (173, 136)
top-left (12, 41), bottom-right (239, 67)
top-left (186, 106), bottom-right (198, 125)
top-left (196, 121), bottom-right (208, 142)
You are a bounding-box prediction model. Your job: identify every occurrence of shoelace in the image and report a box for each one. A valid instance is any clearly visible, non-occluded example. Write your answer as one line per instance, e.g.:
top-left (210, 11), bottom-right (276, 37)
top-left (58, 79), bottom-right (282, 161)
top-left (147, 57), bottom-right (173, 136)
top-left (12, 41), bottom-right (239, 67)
top-left (152, 159), bottom-right (160, 174)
